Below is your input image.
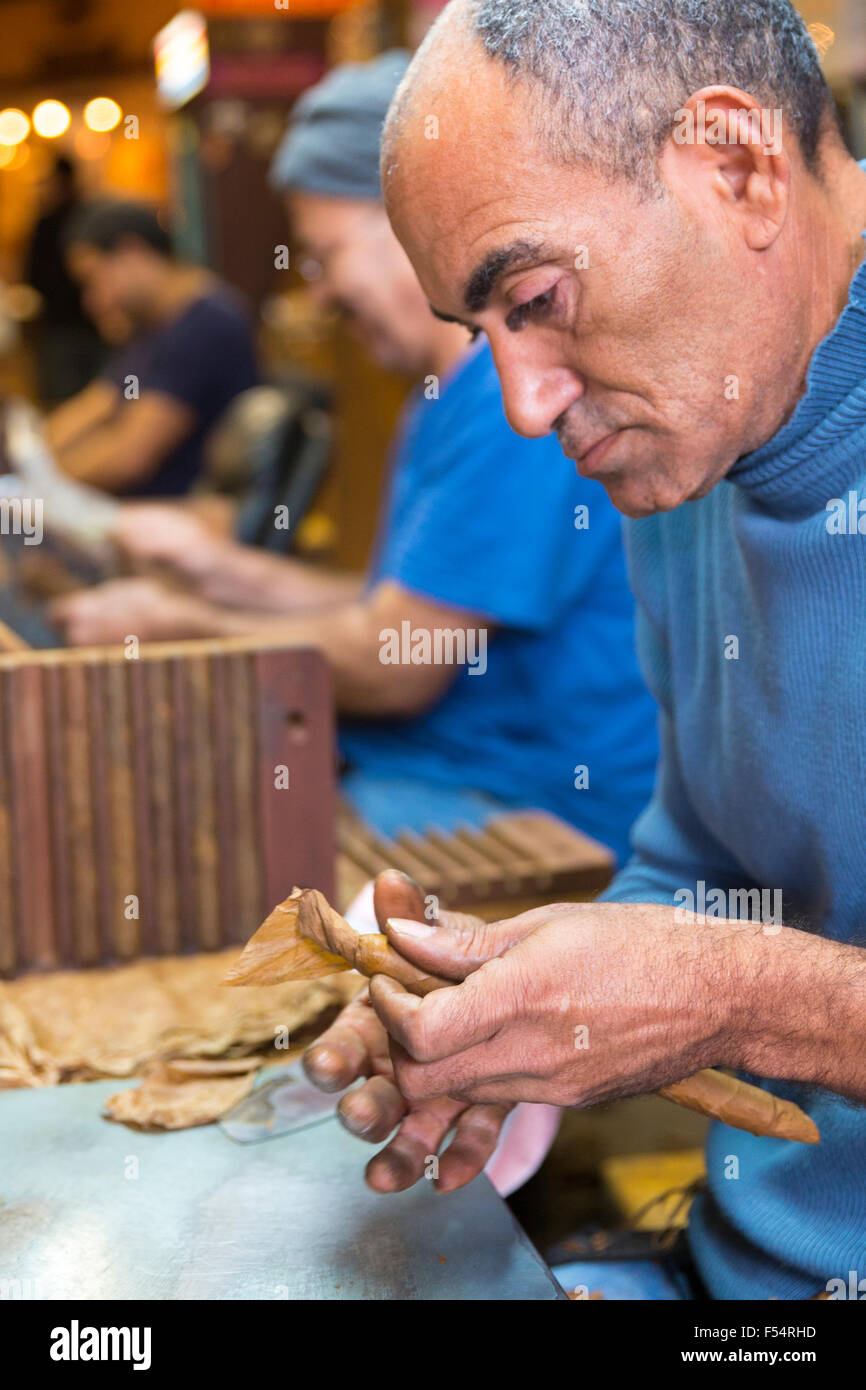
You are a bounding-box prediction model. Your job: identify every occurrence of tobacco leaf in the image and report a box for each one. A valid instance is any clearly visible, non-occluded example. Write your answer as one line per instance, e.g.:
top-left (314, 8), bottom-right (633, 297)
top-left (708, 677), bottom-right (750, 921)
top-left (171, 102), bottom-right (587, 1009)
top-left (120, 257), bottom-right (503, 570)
top-left (224, 887), bottom-right (448, 996)
top-left (104, 1057), bottom-right (261, 1131)
top-left (223, 890), bottom-right (351, 986)
top-left (0, 949), bottom-right (360, 1087)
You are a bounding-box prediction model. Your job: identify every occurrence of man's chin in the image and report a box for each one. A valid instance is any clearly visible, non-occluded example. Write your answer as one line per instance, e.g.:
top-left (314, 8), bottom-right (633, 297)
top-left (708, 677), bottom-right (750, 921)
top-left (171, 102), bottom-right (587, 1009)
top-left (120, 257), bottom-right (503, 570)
top-left (595, 471), bottom-right (695, 520)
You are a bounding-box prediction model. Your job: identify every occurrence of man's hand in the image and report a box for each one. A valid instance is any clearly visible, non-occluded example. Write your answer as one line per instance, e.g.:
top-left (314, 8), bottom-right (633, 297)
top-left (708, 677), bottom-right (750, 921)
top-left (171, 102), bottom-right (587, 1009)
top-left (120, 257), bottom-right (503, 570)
top-left (371, 902), bottom-right (742, 1108)
top-left (113, 504), bottom-right (358, 614)
top-left (303, 871), bottom-right (560, 1194)
top-left (50, 577), bottom-right (222, 645)
top-left (113, 505), bottom-right (228, 586)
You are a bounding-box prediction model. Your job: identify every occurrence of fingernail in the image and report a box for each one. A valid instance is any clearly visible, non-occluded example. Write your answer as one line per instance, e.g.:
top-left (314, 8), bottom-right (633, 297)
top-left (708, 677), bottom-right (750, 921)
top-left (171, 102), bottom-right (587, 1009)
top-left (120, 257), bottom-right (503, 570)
top-left (386, 917), bottom-right (435, 937)
top-left (338, 1103), bottom-right (375, 1137)
top-left (302, 1046), bottom-right (347, 1092)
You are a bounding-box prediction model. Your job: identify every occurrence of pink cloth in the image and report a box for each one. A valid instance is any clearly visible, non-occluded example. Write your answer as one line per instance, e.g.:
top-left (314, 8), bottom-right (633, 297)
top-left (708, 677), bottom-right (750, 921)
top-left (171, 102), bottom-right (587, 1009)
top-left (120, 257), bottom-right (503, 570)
top-left (484, 1102), bottom-right (561, 1196)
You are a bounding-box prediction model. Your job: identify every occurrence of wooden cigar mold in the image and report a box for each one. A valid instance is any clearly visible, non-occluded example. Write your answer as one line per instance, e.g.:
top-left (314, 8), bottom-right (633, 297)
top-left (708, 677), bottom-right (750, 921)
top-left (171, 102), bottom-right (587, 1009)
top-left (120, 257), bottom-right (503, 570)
top-left (227, 887), bottom-right (820, 1145)
top-left (0, 639), bottom-right (334, 976)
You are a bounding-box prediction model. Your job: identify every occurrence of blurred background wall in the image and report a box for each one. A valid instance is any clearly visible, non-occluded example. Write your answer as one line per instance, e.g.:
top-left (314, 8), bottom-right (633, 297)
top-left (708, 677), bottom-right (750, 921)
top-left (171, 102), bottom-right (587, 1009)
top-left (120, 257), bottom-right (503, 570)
top-left (0, 0), bottom-right (863, 569)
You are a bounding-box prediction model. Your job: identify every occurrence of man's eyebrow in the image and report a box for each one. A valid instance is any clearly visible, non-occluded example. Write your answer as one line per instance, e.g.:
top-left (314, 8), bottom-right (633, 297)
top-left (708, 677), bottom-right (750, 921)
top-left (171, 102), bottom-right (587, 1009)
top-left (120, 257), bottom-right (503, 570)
top-left (463, 239), bottom-right (549, 313)
top-left (428, 239), bottom-right (556, 326)
top-left (429, 305), bottom-right (470, 326)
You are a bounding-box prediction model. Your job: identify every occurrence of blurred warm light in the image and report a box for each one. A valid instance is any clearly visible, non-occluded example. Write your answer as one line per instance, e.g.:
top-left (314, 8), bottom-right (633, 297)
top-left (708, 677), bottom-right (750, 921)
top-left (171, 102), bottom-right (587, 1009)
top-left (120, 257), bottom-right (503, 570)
top-left (74, 127), bottom-right (111, 160)
top-left (808, 23), bottom-right (835, 58)
top-left (4, 284), bottom-right (42, 321)
top-left (33, 100), bottom-right (71, 138)
top-left (0, 144), bottom-right (15, 168)
top-left (0, 108), bottom-right (30, 146)
top-left (84, 97), bottom-right (122, 133)
top-left (2, 143), bottom-right (30, 171)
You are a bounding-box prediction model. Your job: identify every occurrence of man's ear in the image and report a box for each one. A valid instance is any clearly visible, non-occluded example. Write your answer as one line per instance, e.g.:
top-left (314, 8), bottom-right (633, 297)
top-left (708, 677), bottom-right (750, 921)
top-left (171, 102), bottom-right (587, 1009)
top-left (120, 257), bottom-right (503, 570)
top-left (659, 85), bottom-right (791, 250)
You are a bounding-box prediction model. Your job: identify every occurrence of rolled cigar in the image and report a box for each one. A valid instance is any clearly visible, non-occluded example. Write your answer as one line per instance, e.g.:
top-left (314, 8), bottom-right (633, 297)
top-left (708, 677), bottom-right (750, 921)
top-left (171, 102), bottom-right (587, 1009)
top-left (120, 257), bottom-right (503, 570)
top-left (297, 889), bottom-right (448, 996)
top-left (225, 887), bottom-right (820, 1145)
top-left (659, 1070), bottom-right (819, 1144)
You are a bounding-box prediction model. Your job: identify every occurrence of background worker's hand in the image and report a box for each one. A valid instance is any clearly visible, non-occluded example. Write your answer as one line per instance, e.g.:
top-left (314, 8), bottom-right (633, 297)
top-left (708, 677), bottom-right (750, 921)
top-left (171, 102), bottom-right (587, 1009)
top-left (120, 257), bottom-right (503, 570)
top-left (112, 503), bottom-right (229, 587)
top-left (303, 870), bottom-right (556, 1193)
top-left (50, 576), bottom-right (215, 645)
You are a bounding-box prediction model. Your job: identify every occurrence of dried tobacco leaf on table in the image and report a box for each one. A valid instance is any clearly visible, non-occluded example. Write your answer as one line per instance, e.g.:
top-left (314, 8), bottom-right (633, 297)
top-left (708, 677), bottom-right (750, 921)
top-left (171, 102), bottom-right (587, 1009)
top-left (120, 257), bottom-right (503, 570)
top-left (104, 1057), bottom-right (261, 1131)
top-left (226, 886), bottom-right (820, 1145)
top-left (0, 950), bottom-right (359, 1087)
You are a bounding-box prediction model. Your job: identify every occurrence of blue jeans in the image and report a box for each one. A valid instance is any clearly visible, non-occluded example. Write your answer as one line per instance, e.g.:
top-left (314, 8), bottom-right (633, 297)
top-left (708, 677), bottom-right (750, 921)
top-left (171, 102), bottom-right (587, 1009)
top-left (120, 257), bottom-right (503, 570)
top-left (553, 1258), bottom-right (696, 1300)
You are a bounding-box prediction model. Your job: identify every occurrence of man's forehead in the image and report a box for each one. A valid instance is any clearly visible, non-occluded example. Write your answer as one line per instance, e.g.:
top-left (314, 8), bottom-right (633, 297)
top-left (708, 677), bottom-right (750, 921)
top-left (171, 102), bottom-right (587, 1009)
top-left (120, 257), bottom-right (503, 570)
top-left (384, 39), bottom-right (533, 204)
top-left (389, 141), bottom-right (582, 324)
top-left (385, 132), bottom-right (551, 302)
top-left (383, 41), bottom-right (607, 316)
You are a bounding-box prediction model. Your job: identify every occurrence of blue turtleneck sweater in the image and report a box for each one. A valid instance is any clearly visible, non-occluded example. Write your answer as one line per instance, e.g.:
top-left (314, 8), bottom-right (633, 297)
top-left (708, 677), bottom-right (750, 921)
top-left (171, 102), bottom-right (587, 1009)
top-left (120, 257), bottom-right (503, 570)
top-left (602, 229), bottom-right (866, 1299)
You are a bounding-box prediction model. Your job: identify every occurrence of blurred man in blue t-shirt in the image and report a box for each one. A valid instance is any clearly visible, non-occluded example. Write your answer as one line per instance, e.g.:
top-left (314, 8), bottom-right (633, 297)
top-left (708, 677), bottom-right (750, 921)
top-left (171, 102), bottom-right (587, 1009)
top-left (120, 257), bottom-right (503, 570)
top-left (338, 331), bottom-right (656, 863)
top-left (54, 53), bottom-right (657, 865)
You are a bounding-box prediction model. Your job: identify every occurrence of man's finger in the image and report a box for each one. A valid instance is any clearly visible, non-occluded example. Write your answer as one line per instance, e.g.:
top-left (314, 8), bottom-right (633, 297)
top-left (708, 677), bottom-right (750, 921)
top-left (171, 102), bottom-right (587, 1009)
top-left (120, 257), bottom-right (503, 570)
top-left (338, 1073), bottom-right (407, 1141)
top-left (302, 988), bottom-right (388, 1092)
top-left (368, 968), bottom-right (504, 1062)
top-left (436, 1103), bottom-right (512, 1192)
top-left (384, 900), bottom-right (577, 979)
top-left (457, 1082), bottom-right (557, 1105)
top-left (383, 914), bottom-right (510, 979)
top-left (364, 1095), bottom-right (465, 1193)
top-left (373, 870), bottom-right (489, 978)
top-left (372, 869), bottom-right (428, 928)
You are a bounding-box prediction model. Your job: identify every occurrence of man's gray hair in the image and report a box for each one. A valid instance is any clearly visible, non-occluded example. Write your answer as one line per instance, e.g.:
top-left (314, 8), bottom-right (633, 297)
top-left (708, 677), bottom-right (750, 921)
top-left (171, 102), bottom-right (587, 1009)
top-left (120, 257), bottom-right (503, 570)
top-left (384, 0), bottom-right (838, 190)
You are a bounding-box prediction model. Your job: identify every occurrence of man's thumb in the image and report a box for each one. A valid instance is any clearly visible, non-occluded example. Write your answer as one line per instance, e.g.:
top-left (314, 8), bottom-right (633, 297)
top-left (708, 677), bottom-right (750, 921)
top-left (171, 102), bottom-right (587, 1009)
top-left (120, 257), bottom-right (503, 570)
top-left (384, 912), bottom-right (508, 980)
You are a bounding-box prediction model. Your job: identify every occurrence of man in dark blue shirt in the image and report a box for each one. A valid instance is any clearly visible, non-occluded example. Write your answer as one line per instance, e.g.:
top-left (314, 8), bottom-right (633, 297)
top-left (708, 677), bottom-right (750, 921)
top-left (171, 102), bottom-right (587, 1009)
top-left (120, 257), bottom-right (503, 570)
top-left (45, 198), bottom-right (258, 497)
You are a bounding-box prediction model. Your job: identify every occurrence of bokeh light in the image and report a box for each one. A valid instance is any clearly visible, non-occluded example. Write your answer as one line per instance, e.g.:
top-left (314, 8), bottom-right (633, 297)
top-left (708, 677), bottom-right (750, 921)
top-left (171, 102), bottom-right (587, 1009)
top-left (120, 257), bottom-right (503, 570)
top-left (0, 108), bottom-right (30, 146)
top-left (84, 97), bottom-right (122, 133)
top-left (33, 100), bottom-right (71, 138)
top-left (73, 127), bottom-right (110, 161)
top-left (3, 144), bottom-right (30, 171)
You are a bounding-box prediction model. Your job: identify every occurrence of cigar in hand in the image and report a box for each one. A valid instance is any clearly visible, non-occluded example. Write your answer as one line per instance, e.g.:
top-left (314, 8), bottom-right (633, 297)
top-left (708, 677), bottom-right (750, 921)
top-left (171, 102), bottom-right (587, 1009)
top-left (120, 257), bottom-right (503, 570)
top-left (225, 886), bottom-right (819, 1146)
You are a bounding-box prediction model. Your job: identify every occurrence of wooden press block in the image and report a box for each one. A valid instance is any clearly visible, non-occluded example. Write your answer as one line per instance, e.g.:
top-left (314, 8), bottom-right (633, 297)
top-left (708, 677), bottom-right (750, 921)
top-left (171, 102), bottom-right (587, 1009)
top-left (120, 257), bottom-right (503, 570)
top-left (0, 637), bottom-right (335, 976)
top-left (336, 803), bottom-right (614, 914)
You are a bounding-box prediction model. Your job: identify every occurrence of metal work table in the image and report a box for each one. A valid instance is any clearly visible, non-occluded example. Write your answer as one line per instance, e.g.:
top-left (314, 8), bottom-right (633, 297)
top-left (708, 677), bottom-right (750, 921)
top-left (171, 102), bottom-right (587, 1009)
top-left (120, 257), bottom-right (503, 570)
top-left (0, 1080), bottom-right (565, 1300)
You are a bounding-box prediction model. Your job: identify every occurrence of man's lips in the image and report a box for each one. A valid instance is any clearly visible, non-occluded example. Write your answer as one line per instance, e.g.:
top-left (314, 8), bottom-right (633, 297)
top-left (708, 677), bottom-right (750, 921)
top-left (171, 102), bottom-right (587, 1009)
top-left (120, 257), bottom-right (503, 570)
top-left (566, 430), bottom-right (623, 474)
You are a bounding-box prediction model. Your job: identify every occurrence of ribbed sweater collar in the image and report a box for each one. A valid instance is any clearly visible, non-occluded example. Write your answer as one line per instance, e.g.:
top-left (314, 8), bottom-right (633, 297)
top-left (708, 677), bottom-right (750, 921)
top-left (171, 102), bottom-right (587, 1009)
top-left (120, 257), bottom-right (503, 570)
top-left (727, 232), bottom-right (866, 516)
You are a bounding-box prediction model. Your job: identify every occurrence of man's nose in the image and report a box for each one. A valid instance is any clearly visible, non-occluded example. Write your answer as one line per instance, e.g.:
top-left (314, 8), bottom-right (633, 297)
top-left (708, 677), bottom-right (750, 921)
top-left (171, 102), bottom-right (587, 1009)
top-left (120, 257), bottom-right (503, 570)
top-left (487, 337), bottom-right (584, 439)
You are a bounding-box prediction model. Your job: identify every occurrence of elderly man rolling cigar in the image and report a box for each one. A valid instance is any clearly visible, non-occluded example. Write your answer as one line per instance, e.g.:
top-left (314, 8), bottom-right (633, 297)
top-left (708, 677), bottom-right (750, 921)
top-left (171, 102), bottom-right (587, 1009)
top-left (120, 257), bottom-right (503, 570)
top-left (306, 0), bottom-right (866, 1300)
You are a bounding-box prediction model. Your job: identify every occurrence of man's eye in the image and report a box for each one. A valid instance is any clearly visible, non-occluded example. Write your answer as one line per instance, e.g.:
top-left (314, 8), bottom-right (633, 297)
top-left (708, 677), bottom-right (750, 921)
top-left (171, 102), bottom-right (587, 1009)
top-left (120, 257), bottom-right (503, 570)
top-left (505, 288), bottom-right (556, 332)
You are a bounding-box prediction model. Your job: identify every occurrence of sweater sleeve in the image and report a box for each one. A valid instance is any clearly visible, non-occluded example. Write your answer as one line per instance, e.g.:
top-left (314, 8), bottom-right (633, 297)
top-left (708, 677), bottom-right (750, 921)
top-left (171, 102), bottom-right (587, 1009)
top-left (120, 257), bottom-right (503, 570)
top-left (601, 709), bottom-right (747, 905)
top-left (600, 576), bottom-right (746, 907)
